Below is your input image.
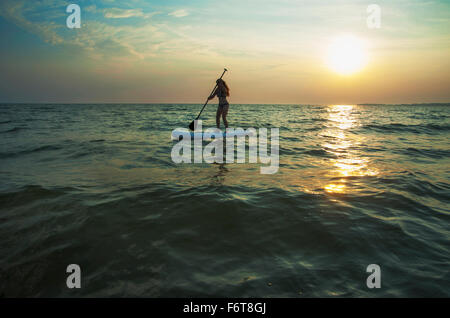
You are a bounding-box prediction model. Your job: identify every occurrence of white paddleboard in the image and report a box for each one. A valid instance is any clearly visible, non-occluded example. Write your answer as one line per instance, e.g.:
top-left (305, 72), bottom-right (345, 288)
top-left (171, 129), bottom-right (255, 140)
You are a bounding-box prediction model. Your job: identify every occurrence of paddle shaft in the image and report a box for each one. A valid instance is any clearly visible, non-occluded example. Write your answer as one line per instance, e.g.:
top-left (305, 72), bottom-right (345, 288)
top-left (195, 69), bottom-right (227, 120)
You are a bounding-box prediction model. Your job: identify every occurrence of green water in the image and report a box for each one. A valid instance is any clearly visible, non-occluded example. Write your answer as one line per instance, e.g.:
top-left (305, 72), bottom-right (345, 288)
top-left (0, 103), bottom-right (449, 297)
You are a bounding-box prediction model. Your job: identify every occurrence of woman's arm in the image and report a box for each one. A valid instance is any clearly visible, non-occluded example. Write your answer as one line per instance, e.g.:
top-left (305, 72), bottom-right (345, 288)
top-left (208, 87), bottom-right (217, 100)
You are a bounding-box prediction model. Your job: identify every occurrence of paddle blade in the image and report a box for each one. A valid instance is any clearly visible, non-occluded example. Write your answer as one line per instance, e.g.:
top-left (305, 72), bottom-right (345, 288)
top-left (189, 120), bottom-right (196, 131)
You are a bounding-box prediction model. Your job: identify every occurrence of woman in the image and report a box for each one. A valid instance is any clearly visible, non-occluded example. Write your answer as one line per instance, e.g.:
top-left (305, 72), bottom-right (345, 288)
top-left (208, 79), bottom-right (230, 129)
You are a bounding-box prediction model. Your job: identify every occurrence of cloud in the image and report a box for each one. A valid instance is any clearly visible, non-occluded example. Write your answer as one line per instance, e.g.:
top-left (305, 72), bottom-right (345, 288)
top-left (0, 1), bottom-right (166, 60)
top-left (104, 8), bottom-right (146, 19)
top-left (85, 5), bottom-right (97, 13)
top-left (85, 6), bottom-right (159, 19)
top-left (0, 1), bottom-right (63, 45)
top-left (168, 9), bottom-right (189, 18)
top-left (0, 0), bottom-right (318, 64)
top-left (67, 20), bottom-right (164, 60)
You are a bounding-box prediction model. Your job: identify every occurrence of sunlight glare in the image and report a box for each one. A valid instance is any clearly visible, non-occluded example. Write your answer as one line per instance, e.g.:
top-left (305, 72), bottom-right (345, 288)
top-left (326, 35), bottom-right (368, 75)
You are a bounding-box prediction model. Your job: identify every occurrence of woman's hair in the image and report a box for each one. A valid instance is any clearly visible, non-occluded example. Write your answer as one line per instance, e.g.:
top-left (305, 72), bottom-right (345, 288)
top-left (217, 79), bottom-right (230, 97)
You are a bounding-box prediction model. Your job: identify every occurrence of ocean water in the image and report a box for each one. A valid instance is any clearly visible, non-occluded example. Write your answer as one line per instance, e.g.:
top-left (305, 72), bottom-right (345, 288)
top-left (0, 103), bottom-right (449, 297)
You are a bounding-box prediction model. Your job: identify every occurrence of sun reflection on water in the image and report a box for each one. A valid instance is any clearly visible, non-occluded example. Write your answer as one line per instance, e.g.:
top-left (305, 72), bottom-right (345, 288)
top-left (323, 105), bottom-right (378, 193)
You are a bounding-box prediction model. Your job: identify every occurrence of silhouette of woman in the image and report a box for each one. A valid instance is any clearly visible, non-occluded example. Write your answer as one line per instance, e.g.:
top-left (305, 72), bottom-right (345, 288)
top-left (208, 79), bottom-right (230, 128)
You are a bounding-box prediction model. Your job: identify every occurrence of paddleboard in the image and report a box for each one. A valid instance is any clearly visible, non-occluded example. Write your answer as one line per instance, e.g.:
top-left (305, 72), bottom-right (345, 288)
top-left (171, 129), bottom-right (255, 140)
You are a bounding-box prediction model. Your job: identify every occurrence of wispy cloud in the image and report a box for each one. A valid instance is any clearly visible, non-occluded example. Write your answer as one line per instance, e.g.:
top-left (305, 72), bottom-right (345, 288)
top-left (0, 1), bottom-right (63, 45)
top-left (168, 9), bottom-right (189, 18)
top-left (0, 1), bottom-right (189, 61)
top-left (85, 6), bottom-right (159, 19)
top-left (103, 8), bottom-right (158, 19)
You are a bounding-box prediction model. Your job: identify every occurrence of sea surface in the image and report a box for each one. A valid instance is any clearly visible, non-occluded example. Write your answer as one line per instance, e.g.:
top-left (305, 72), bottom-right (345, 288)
top-left (0, 103), bottom-right (449, 297)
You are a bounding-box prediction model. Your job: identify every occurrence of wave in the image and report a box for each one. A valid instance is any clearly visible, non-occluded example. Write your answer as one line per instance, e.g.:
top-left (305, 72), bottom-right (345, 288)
top-left (394, 147), bottom-right (450, 159)
top-left (1, 127), bottom-right (26, 133)
top-left (0, 145), bottom-right (63, 159)
top-left (0, 140), bottom-right (117, 160)
top-left (360, 123), bottom-right (450, 134)
top-left (302, 149), bottom-right (338, 158)
top-left (0, 185), bottom-right (77, 210)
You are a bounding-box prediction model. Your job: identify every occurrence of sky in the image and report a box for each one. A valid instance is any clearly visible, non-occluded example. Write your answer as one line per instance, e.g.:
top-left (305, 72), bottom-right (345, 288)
top-left (0, 0), bottom-right (449, 104)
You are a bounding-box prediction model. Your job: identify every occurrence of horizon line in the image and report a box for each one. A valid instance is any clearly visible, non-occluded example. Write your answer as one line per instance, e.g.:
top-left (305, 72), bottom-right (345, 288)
top-left (0, 102), bottom-right (449, 106)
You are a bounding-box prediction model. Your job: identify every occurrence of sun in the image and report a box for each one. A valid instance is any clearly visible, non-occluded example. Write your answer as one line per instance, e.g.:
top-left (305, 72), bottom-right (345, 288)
top-left (326, 35), bottom-right (368, 75)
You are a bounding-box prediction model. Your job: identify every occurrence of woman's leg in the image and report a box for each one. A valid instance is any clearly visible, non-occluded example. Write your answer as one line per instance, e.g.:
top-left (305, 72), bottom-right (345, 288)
top-left (216, 106), bottom-right (223, 128)
top-left (222, 105), bottom-right (229, 128)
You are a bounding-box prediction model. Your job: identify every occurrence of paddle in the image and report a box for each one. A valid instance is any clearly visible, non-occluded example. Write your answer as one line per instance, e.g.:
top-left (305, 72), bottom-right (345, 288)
top-left (189, 68), bottom-right (228, 131)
